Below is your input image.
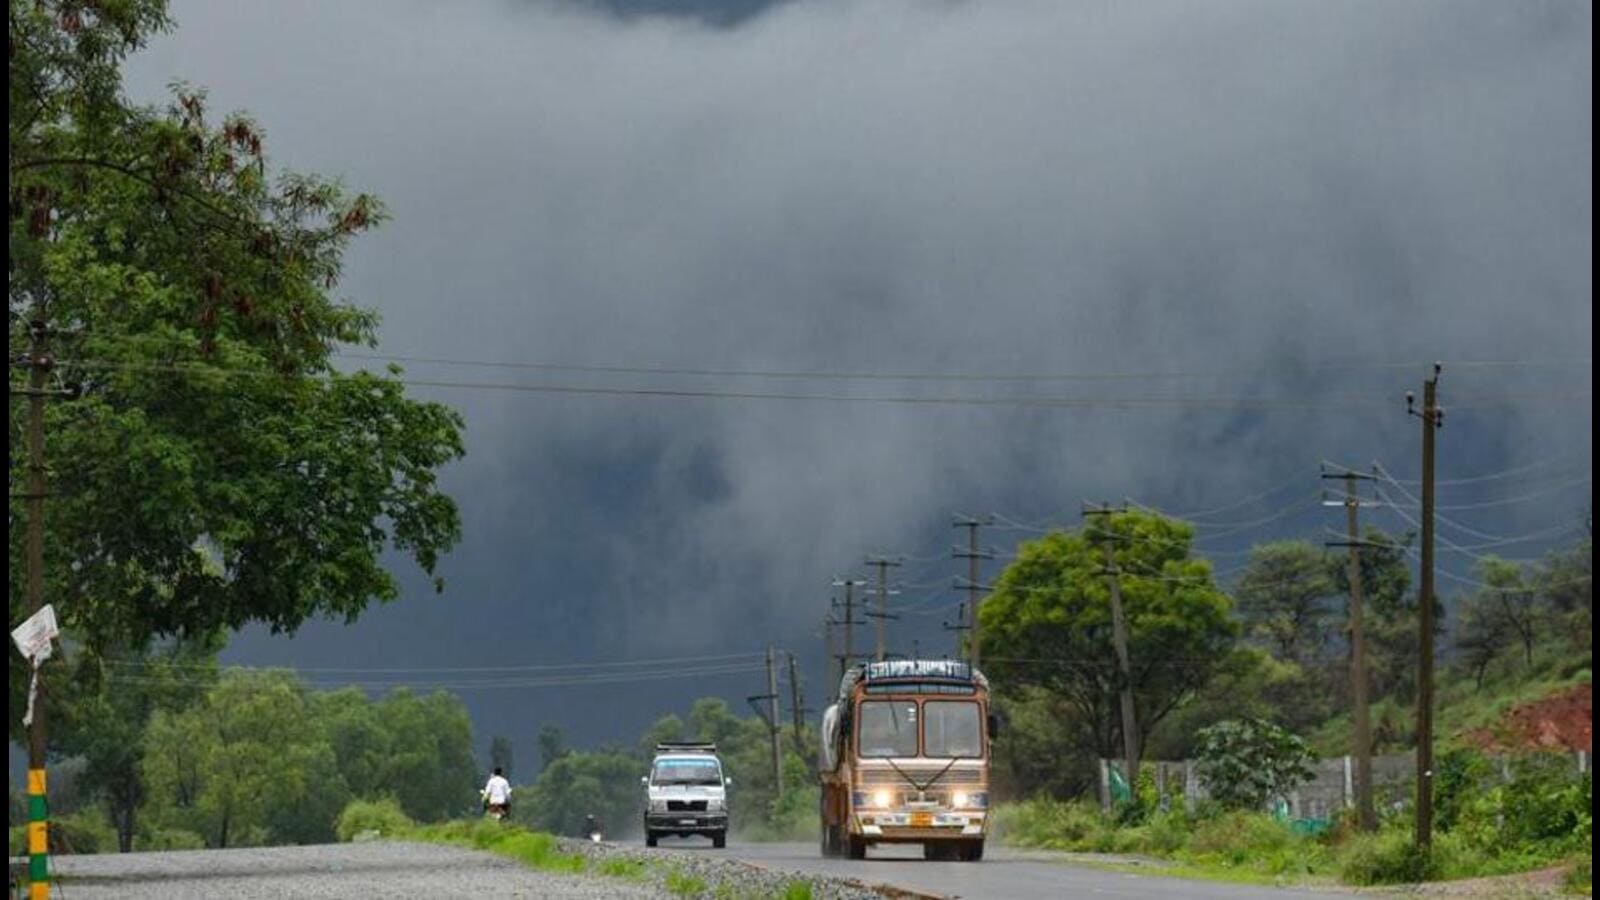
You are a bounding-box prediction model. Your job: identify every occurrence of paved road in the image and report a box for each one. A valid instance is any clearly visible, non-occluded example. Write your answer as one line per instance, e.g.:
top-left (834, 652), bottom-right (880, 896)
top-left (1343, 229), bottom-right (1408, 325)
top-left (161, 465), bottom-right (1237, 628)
top-left (653, 838), bottom-right (1357, 900)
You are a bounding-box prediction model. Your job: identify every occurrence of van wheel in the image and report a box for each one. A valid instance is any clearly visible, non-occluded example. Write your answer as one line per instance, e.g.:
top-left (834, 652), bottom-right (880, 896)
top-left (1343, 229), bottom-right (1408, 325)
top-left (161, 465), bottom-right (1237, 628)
top-left (712, 831), bottom-right (726, 849)
top-left (645, 833), bottom-right (658, 847)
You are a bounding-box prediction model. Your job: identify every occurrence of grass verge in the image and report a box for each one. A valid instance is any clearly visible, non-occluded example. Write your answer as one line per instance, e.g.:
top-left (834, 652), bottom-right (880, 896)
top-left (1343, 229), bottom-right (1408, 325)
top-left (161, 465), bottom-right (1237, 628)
top-left (400, 819), bottom-right (820, 899)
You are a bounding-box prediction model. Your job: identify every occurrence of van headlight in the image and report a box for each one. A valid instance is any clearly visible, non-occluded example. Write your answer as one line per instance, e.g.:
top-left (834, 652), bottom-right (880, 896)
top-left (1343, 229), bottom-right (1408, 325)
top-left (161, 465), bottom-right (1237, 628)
top-left (707, 797), bottom-right (724, 811)
top-left (649, 798), bottom-right (668, 812)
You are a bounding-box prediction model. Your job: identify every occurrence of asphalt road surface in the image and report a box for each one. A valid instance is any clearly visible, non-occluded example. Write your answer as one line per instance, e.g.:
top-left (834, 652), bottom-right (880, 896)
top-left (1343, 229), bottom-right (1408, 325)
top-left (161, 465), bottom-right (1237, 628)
top-left (655, 837), bottom-right (1358, 900)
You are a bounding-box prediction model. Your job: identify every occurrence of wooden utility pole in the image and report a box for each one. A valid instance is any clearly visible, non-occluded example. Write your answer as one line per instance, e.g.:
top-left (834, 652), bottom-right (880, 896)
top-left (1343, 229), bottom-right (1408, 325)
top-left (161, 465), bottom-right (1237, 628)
top-left (952, 515), bottom-right (995, 667)
top-left (1322, 467), bottom-right (1378, 832)
top-left (831, 579), bottom-right (865, 675)
top-left (766, 646), bottom-right (784, 798)
top-left (788, 652), bottom-right (806, 759)
top-left (1407, 364), bottom-right (1442, 848)
top-left (1084, 503), bottom-right (1140, 791)
top-left (865, 556), bottom-right (902, 661)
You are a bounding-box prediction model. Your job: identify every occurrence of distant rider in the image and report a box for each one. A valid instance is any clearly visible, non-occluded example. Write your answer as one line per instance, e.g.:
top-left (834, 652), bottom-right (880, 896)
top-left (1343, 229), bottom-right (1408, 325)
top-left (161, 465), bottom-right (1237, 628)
top-left (481, 767), bottom-right (512, 818)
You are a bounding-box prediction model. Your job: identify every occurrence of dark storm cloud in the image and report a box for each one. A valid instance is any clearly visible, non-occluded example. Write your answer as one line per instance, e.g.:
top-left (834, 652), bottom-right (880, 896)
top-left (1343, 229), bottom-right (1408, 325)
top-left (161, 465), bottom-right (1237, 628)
top-left (117, 0), bottom-right (1591, 747)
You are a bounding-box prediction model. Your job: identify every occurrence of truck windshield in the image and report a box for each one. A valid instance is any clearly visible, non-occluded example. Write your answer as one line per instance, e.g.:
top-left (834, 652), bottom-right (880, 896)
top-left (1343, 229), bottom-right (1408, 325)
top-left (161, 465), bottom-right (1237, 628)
top-left (923, 701), bottom-right (982, 758)
top-left (652, 759), bottom-right (722, 785)
top-left (858, 701), bottom-right (919, 757)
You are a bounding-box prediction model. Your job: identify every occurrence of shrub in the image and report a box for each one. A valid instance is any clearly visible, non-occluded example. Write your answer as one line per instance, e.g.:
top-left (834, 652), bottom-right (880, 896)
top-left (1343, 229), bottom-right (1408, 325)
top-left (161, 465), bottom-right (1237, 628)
top-left (1187, 811), bottom-right (1293, 865)
top-left (49, 810), bottom-right (118, 854)
top-left (335, 797), bottom-right (414, 842)
top-left (1337, 828), bottom-right (1465, 885)
top-left (1194, 718), bottom-right (1316, 811)
top-left (1564, 857), bottom-right (1591, 894)
top-left (137, 827), bottom-right (206, 851)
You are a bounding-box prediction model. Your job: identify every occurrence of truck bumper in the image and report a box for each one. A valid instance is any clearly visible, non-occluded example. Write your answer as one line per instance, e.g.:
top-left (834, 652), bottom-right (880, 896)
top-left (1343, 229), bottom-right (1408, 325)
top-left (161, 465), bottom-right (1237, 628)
top-left (646, 813), bottom-right (728, 834)
top-left (853, 811), bottom-right (987, 841)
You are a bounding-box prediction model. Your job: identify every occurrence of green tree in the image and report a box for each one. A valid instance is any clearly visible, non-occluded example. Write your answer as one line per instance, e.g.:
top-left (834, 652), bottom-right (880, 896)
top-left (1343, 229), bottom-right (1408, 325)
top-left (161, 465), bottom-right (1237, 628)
top-left (977, 511), bottom-right (1239, 761)
top-left (369, 690), bottom-right (477, 822)
top-left (141, 670), bottom-right (330, 847)
top-left (537, 724), bottom-right (569, 772)
top-left (51, 631), bottom-right (222, 851)
top-left (516, 750), bottom-right (642, 837)
top-left (1235, 541), bottom-right (1337, 663)
top-left (8, 0), bottom-right (465, 729)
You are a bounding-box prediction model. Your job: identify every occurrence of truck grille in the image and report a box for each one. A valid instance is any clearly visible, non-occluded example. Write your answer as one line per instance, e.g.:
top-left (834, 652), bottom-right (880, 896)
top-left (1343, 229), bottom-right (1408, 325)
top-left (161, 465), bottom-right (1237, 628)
top-left (858, 767), bottom-right (984, 786)
top-left (666, 800), bottom-right (708, 812)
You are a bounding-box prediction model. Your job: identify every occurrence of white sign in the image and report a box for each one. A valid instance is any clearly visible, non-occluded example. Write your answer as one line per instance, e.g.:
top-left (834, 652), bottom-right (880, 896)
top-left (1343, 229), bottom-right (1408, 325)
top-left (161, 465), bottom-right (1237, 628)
top-left (10, 603), bottom-right (58, 663)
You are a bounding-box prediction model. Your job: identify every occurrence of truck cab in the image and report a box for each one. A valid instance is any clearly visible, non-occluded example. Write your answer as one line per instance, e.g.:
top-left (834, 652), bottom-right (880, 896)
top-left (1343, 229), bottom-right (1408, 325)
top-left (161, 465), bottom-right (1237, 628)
top-left (641, 742), bottom-right (730, 848)
top-left (818, 660), bottom-right (995, 861)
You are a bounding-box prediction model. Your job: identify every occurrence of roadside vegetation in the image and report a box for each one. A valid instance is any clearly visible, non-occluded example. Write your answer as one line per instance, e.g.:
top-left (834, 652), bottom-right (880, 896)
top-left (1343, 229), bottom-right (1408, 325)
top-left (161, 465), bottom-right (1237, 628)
top-left (394, 818), bottom-right (819, 899)
top-left (982, 518), bottom-right (1591, 890)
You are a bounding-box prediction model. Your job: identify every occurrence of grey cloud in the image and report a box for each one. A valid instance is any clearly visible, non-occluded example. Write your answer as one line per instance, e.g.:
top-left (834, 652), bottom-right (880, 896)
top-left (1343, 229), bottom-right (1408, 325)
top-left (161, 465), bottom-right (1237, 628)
top-left (120, 0), bottom-right (1590, 746)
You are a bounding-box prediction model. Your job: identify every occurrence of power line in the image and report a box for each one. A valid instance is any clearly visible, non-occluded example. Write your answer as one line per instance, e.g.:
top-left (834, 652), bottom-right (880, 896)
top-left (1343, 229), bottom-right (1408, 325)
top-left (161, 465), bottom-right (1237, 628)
top-left (98, 650), bottom-right (766, 675)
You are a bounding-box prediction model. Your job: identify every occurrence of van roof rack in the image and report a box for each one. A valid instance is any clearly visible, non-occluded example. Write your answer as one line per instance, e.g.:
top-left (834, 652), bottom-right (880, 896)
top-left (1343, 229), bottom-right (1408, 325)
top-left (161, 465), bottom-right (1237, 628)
top-left (654, 741), bottom-right (718, 754)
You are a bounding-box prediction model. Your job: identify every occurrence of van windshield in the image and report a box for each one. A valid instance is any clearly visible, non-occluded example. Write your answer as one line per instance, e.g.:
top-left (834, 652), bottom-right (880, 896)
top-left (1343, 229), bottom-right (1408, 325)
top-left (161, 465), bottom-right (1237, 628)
top-left (858, 701), bottom-right (919, 757)
top-left (652, 758), bottom-right (722, 785)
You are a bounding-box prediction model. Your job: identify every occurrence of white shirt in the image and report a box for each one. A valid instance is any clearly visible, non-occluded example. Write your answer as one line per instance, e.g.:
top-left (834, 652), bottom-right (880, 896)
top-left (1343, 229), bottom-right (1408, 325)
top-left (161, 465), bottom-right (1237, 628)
top-left (483, 775), bottom-right (512, 805)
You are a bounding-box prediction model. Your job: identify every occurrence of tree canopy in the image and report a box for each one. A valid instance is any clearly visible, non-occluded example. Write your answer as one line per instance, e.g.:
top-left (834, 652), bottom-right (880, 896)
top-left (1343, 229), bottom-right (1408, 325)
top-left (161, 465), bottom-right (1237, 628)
top-left (977, 509), bottom-right (1239, 761)
top-left (8, 0), bottom-right (465, 696)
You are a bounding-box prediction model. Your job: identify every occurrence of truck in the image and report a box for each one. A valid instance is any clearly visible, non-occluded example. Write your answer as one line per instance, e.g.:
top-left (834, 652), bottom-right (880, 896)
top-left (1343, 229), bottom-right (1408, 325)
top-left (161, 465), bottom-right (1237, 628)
top-left (641, 741), bottom-right (730, 848)
top-left (818, 659), bottom-right (996, 861)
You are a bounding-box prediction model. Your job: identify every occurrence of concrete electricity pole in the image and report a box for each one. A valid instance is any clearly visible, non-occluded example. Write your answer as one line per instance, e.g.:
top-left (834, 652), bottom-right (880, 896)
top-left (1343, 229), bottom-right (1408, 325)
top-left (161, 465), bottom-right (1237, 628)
top-left (865, 556), bottom-right (903, 661)
top-left (1322, 466), bottom-right (1379, 832)
top-left (1084, 503), bottom-right (1140, 791)
top-left (952, 515), bottom-right (995, 667)
top-left (1407, 365), bottom-right (1443, 848)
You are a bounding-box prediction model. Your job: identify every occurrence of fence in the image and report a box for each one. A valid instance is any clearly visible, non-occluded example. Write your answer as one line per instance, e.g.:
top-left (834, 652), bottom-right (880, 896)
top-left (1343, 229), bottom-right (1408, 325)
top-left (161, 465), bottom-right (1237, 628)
top-left (1097, 749), bottom-right (1590, 818)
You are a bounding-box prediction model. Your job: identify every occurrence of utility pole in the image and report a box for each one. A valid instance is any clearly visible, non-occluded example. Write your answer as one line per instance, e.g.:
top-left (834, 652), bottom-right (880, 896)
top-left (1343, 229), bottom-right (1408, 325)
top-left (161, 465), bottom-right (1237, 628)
top-left (15, 317), bottom-right (61, 900)
top-left (788, 652), bottom-right (807, 760)
top-left (1084, 502), bottom-right (1140, 791)
top-left (831, 579), bottom-right (866, 675)
top-left (823, 600), bottom-right (840, 689)
top-left (1322, 466), bottom-right (1379, 832)
top-left (952, 515), bottom-right (995, 667)
top-left (765, 646), bottom-right (784, 798)
top-left (943, 602), bottom-right (970, 659)
top-left (1407, 364), bottom-right (1443, 848)
top-left (864, 556), bottom-right (902, 661)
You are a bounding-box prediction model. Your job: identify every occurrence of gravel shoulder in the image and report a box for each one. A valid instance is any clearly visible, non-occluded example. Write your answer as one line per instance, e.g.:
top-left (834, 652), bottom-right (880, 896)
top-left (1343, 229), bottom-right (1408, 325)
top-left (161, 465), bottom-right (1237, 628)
top-left (48, 841), bottom-right (663, 899)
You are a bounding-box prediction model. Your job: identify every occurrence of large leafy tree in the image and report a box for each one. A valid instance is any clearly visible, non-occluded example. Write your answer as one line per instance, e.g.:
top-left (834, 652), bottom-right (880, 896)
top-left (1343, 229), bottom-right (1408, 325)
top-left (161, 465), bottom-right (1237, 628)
top-left (1235, 541), bottom-right (1337, 663)
top-left (51, 631), bottom-right (222, 851)
top-left (8, 0), bottom-right (464, 721)
top-left (977, 510), bottom-right (1239, 762)
top-left (141, 670), bottom-right (332, 848)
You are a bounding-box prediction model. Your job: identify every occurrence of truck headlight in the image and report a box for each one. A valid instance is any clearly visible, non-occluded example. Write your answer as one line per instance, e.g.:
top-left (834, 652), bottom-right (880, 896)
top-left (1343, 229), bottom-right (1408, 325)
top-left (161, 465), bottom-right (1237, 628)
top-left (951, 791), bottom-right (969, 809)
top-left (872, 789), bottom-right (893, 809)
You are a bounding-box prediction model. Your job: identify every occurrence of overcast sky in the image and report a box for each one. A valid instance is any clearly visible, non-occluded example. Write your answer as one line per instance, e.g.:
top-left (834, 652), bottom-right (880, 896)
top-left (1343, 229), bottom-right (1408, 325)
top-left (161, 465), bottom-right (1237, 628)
top-left (108, 0), bottom-right (1591, 761)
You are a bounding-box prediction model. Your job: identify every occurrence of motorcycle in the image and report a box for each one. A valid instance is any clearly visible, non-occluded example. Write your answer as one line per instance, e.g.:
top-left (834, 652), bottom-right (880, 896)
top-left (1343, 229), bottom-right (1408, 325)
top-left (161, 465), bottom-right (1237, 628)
top-left (481, 791), bottom-right (510, 823)
top-left (584, 815), bottom-right (604, 843)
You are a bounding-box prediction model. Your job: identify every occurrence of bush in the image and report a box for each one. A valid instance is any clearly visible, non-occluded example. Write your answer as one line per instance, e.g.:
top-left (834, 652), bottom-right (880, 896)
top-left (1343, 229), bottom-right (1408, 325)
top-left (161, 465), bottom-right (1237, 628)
top-left (137, 827), bottom-right (206, 851)
top-left (49, 810), bottom-right (118, 854)
top-left (1194, 718), bottom-right (1316, 811)
top-left (335, 797), bottom-right (414, 842)
top-left (1187, 811), bottom-right (1293, 865)
top-left (1337, 828), bottom-right (1465, 885)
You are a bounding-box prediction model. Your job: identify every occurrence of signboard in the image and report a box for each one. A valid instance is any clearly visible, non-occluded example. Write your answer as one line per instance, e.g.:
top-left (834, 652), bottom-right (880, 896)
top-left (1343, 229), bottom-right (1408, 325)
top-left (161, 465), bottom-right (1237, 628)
top-left (10, 603), bottom-right (58, 663)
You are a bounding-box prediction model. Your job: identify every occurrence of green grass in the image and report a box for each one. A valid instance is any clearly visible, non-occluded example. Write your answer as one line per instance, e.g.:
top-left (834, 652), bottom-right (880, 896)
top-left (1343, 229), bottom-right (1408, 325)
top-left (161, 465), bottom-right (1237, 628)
top-left (403, 820), bottom-right (810, 898)
top-left (665, 866), bottom-right (709, 897)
